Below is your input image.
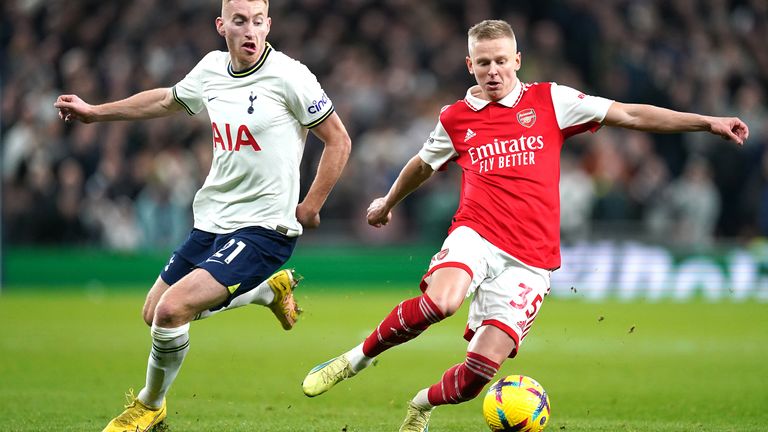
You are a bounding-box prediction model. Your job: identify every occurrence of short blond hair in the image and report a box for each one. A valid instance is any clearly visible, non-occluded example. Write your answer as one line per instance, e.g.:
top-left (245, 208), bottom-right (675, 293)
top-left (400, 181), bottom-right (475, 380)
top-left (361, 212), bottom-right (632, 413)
top-left (468, 19), bottom-right (516, 45)
top-left (221, 0), bottom-right (269, 13)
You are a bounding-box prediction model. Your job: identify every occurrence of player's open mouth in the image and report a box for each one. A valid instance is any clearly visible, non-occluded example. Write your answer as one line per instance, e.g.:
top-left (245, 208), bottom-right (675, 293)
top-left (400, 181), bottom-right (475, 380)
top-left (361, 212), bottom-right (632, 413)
top-left (243, 42), bottom-right (257, 54)
top-left (486, 81), bottom-right (501, 90)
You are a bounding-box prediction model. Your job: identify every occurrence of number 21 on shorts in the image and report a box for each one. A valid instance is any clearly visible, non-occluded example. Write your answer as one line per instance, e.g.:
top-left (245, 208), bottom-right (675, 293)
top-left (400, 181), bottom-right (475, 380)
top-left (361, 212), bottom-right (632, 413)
top-left (211, 238), bottom-right (247, 264)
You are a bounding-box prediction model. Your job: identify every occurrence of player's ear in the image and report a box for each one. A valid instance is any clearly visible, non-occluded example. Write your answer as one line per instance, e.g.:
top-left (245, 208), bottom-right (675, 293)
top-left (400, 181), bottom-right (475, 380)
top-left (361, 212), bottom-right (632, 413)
top-left (216, 17), bottom-right (225, 36)
top-left (466, 56), bottom-right (474, 75)
top-left (514, 52), bottom-right (521, 71)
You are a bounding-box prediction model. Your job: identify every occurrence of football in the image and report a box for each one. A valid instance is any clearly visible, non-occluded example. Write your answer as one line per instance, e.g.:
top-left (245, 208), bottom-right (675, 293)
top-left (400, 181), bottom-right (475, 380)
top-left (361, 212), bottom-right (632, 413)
top-left (482, 375), bottom-right (551, 432)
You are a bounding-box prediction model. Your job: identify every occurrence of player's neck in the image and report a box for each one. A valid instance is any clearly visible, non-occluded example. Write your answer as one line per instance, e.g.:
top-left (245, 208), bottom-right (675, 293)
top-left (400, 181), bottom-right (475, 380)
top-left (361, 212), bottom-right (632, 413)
top-left (230, 48), bottom-right (266, 73)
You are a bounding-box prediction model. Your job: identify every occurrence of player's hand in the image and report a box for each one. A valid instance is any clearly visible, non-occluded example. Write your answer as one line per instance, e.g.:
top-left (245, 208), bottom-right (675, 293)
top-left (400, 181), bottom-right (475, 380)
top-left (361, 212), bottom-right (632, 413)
top-left (296, 202), bottom-right (320, 229)
top-left (54, 94), bottom-right (95, 123)
top-left (710, 116), bottom-right (749, 146)
top-left (367, 197), bottom-right (393, 228)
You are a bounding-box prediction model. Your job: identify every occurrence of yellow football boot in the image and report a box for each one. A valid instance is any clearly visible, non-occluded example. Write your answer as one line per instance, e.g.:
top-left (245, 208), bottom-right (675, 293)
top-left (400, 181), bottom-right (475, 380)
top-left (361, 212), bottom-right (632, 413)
top-left (266, 269), bottom-right (302, 330)
top-left (399, 401), bottom-right (433, 432)
top-left (302, 355), bottom-right (357, 397)
top-left (102, 390), bottom-right (166, 432)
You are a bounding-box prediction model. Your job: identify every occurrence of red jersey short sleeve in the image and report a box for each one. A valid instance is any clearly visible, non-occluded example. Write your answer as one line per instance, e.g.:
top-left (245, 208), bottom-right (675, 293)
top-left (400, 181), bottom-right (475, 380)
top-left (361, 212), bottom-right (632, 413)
top-left (422, 81), bottom-right (612, 269)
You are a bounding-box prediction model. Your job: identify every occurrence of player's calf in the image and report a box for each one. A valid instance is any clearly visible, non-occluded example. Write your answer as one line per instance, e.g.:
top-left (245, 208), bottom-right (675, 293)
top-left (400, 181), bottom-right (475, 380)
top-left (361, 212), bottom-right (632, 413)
top-left (361, 293), bottom-right (445, 357)
top-left (428, 351), bottom-right (499, 405)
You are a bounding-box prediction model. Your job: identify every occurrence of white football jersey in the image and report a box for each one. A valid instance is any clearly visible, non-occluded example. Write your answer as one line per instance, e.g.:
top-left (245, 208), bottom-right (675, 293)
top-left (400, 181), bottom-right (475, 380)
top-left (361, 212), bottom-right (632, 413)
top-left (173, 43), bottom-right (334, 236)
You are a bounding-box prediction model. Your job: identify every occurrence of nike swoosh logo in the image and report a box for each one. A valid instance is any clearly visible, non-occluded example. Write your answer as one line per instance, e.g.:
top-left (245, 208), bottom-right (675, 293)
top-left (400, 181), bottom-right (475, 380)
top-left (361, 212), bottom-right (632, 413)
top-left (207, 96), bottom-right (218, 102)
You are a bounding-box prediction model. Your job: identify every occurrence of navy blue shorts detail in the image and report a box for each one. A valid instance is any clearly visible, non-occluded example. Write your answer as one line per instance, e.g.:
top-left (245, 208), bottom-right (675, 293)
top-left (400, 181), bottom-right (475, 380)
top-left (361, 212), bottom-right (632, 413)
top-left (160, 227), bottom-right (297, 306)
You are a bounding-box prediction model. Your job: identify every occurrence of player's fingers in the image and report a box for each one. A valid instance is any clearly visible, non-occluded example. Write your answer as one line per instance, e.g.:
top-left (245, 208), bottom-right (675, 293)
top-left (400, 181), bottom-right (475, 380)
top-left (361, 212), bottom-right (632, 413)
top-left (727, 130), bottom-right (743, 145)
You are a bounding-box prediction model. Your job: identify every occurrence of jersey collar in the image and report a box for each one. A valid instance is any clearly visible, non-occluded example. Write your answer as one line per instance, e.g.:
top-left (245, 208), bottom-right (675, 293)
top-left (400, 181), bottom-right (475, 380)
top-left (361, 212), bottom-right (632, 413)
top-left (228, 42), bottom-right (273, 78)
top-left (463, 79), bottom-right (523, 111)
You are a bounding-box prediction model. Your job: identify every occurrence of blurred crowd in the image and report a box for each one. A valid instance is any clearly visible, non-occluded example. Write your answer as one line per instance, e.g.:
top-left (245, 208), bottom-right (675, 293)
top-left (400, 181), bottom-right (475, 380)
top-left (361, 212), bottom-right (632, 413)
top-left (1, 0), bottom-right (767, 251)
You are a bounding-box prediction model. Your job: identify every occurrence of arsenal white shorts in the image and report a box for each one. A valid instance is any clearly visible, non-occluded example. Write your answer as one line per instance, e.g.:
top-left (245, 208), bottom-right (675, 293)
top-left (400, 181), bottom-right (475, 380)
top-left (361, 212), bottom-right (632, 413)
top-left (421, 226), bottom-right (551, 358)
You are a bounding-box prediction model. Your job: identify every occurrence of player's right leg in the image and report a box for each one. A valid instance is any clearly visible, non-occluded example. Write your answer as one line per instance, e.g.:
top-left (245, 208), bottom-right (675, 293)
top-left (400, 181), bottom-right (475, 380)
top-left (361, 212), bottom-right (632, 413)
top-left (103, 231), bottom-right (214, 432)
top-left (398, 326), bottom-right (513, 431)
top-left (301, 266), bottom-right (471, 397)
top-left (104, 268), bottom-right (230, 432)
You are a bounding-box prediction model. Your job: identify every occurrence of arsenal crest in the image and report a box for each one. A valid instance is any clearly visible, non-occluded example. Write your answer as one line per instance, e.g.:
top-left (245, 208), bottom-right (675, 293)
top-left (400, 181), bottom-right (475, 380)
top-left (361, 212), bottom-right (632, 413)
top-left (432, 248), bottom-right (449, 262)
top-left (517, 108), bottom-right (536, 128)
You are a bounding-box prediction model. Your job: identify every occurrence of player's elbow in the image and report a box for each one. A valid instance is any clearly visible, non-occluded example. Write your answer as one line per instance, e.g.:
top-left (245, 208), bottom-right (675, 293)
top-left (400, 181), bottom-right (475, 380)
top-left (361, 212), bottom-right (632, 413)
top-left (338, 133), bottom-right (352, 157)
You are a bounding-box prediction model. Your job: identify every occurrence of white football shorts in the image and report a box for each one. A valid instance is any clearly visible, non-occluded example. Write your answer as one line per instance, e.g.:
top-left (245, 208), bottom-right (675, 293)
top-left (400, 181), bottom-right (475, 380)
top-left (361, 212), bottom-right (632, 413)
top-left (421, 226), bottom-right (551, 357)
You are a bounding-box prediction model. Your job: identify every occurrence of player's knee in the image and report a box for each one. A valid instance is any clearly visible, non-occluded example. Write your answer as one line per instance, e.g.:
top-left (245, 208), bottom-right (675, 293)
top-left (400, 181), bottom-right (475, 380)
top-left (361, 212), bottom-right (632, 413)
top-left (142, 310), bottom-right (153, 327)
top-left (429, 294), bottom-right (463, 317)
top-left (153, 300), bottom-right (186, 327)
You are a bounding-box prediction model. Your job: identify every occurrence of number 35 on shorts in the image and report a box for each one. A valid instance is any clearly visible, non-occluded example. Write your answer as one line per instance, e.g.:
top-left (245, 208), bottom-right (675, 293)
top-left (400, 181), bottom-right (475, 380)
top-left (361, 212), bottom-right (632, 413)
top-left (509, 282), bottom-right (544, 319)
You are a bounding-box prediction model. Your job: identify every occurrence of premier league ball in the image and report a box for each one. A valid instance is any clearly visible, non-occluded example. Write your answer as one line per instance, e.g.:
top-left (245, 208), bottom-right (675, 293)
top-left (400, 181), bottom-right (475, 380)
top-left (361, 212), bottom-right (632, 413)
top-left (482, 375), bottom-right (551, 432)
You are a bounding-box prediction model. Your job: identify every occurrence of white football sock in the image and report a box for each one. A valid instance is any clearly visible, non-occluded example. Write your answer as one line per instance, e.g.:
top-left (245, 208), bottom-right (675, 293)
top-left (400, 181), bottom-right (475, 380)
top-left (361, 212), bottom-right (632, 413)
top-left (344, 343), bottom-right (375, 373)
top-left (194, 280), bottom-right (274, 320)
top-left (138, 323), bottom-right (190, 408)
top-left (411, 388), bottom-right (434, 410)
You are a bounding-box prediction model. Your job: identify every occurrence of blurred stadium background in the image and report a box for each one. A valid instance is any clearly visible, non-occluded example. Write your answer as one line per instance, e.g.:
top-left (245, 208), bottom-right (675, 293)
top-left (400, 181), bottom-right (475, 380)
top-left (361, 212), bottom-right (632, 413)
top-left (3, 0), bottom-right (768, 299)
top-left (2, 1), bottom-right (768, 431)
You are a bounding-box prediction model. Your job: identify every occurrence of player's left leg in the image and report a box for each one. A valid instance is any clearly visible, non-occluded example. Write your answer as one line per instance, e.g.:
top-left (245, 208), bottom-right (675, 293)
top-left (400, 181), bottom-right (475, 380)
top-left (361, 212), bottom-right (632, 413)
top-left (400, 248), bottom-right (551, 431)
top-left (399, 326), bottom-right (513, 431)
top-left (192, 268), bottom-right (302, 329)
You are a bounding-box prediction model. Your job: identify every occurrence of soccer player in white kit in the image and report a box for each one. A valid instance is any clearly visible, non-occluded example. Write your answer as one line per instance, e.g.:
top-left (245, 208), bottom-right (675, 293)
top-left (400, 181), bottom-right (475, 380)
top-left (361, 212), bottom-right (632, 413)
top-left (301, 19), bottom-right (748, 431)
top-left (54, 1), bottom-right (351, 430)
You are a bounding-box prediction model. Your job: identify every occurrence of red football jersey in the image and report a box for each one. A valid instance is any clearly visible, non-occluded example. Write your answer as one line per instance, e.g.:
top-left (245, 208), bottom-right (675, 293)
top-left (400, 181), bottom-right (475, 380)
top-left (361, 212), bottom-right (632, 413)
top-left (418, 81), bottom-right (613, 269)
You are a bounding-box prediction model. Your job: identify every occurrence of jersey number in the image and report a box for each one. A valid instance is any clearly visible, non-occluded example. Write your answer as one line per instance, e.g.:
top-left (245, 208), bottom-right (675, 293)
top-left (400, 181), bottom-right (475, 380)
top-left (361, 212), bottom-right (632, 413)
top-left (510, 282), bottom-right (543, 318)
top-left (212, 239), bottom-right (247, 264)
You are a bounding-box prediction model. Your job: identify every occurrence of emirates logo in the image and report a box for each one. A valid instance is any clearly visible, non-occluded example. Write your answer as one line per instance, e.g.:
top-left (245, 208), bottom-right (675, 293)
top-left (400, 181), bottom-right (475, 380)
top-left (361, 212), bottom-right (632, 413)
top-left (517, 108), bottom-right (536, 128)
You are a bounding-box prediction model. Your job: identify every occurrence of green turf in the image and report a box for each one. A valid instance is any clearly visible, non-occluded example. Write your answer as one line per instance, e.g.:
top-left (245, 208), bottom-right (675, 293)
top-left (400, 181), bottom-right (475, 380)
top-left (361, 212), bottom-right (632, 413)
top-left (1, 287), bottom-right (766, 431)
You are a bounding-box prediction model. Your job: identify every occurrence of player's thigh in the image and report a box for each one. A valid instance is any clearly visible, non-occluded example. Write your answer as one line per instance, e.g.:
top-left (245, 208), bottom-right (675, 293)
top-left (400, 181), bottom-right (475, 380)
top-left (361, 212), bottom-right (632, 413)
top-left (197, 226), bottom-right (296, 306)
top-left (422, 226), bottom-right (492, 314)
top-left (467, 264), bottom-right (549, 358)
top-left (467, 325), bottom-right (517, 365)
top-left (424, 267), bottom-right (472, 315)
top-left (145, 229), bottom-right (217, 324)
top-left (155, 268), bottom-right (229, 327)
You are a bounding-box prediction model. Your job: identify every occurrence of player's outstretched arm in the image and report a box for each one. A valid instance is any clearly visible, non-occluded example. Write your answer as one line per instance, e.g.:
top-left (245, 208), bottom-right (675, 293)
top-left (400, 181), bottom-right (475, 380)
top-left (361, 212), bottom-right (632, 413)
top-left (298, 112), bottom-right (352, 229)
top-left (367, 155), bottom-right (434, 228)
top-left (54, 88), bottom-right (184, 124)
top-left (603, 102), bottom-right (749, 145)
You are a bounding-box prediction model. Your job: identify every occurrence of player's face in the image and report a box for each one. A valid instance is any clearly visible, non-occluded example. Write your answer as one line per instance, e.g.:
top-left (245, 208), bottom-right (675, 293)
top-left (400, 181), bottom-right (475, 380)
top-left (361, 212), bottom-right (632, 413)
top-left (217, 0), bottom-right (271, 70)
top-left (466, 37), bottom-right (521, 102)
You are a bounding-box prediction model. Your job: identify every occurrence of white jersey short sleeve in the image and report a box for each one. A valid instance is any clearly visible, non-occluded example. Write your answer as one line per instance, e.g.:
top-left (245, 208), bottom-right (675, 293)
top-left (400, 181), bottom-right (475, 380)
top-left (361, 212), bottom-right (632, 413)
top-left (173, 52), bottom-right (216, 115)
top-left (550, 82), bottom-right (613, 129)
top-left (171, 44), bottom-right (334, 236)
top-left (418, 108), bottom-right (457, 171)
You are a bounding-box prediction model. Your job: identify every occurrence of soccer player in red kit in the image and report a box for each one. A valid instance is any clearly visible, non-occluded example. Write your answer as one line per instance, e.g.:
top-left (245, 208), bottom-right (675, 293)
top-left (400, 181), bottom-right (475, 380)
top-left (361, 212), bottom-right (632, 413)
top-left (302, 19), bottom-right (749, 431)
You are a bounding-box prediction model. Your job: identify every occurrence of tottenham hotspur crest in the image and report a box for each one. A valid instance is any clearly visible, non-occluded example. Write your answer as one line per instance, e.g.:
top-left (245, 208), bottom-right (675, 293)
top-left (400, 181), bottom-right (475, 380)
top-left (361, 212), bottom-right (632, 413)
top-left (247, 91), bottom-right (257, 114)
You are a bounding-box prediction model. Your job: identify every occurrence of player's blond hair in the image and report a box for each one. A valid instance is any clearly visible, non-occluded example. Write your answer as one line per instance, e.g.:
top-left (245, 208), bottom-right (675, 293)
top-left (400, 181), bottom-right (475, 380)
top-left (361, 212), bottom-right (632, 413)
top-left (221, 0), bottom-right (269, 14)
top-left (468, 19), bottom-right (516, 48)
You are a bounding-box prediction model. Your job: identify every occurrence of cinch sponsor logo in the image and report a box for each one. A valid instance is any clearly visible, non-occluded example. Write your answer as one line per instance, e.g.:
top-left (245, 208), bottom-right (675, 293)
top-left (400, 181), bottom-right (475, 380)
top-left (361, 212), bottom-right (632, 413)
top-left (211, 122), bottom-right (262, 152)
top-left (307, 93), bottom-right (329, 114)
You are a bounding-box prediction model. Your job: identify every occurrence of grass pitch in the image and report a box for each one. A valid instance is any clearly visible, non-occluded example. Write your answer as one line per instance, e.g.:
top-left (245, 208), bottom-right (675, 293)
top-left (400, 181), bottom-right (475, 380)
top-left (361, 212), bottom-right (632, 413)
top-left (1, 285), bottom-right (766, 431)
